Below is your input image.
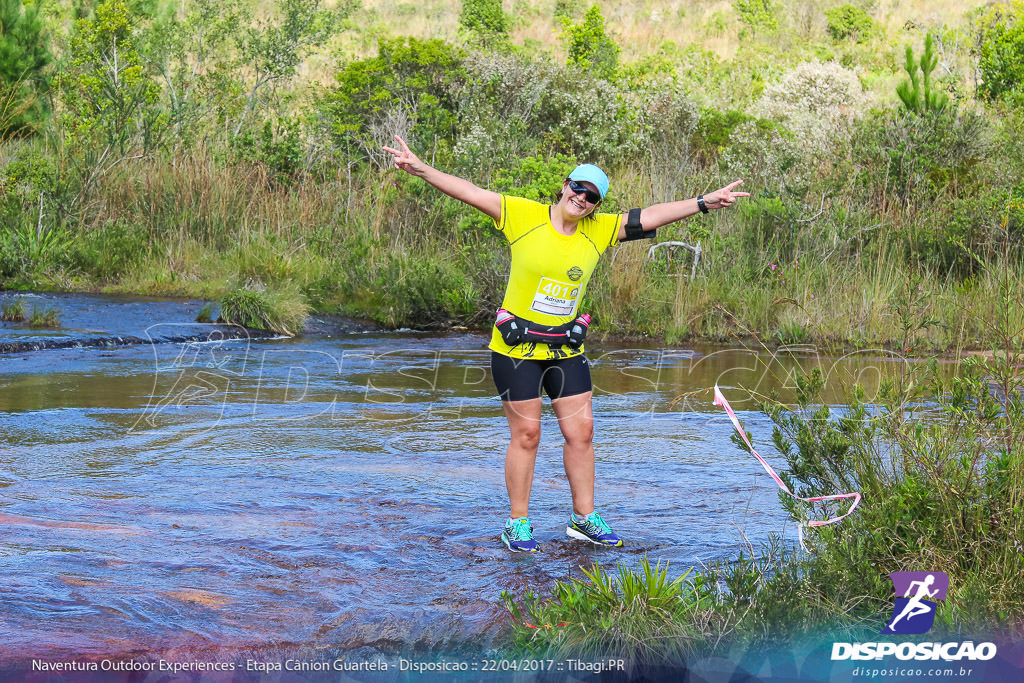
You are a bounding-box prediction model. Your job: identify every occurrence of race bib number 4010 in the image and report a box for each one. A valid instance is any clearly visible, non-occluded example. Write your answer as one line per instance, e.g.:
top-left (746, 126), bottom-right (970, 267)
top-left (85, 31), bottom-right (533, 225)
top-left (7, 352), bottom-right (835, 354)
top-left (530, 277), bottom-right (579, 316)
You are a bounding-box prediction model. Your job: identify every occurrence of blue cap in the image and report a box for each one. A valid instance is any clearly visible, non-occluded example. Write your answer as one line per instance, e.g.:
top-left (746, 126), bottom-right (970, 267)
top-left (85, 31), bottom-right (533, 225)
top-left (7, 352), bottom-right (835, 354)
top-left (568, 163), bottom-right (609, 199)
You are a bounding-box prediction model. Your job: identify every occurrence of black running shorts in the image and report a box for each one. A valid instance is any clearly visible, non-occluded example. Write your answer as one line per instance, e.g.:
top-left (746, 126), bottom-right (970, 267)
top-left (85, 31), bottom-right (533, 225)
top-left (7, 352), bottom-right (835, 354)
top-left (490, 352), bottom-right (592, 402)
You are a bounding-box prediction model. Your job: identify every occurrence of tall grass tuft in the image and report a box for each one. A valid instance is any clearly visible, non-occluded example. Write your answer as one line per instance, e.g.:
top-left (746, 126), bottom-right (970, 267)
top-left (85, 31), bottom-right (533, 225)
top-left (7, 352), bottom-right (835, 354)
top-left (502, 557), bottom-right (714, 668)
top-left (218, 284), bottom-right (309, 336)
top-left (1, 297), bottom-right (26, 322)
top-left (28, 305), bottom-right (60, 328)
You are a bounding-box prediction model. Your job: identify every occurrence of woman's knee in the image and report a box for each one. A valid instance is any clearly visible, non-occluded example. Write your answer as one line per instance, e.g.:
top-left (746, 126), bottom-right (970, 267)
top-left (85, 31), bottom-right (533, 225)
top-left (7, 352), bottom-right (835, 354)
top-left (563, 417), bottom-right (594, 447)
top-left (511, 422), bottom-right (541, 450)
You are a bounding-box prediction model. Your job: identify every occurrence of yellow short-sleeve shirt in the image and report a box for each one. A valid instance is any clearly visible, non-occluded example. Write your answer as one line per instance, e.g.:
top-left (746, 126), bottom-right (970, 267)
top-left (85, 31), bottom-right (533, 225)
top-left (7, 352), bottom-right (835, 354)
top-left (489, 195), bottom-right (621, 360)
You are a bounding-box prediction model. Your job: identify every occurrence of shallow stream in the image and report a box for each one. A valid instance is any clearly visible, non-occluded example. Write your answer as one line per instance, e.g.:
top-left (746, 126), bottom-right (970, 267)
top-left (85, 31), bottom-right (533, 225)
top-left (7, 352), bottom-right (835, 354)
top-left (0, 292), bottom-right (915, 663)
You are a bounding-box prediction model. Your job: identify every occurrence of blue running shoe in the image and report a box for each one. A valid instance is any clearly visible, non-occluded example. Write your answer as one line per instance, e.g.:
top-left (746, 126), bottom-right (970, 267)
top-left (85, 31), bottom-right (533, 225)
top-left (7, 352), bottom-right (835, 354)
top-left (502, 517), bottom-right (540, 553)
top-left (566, 511), bottom-right (623, 547)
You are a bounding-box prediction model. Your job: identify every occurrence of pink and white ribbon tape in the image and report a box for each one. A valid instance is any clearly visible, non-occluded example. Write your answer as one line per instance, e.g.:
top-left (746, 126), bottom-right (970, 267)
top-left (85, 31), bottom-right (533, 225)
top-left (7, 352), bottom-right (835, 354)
top-left (713, 385), bottom-right (862, 529)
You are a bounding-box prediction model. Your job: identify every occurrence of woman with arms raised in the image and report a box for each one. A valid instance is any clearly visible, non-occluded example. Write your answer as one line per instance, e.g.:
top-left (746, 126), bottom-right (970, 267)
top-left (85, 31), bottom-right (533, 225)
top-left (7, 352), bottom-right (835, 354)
top-left (383, 135), bottom-right (748, 552)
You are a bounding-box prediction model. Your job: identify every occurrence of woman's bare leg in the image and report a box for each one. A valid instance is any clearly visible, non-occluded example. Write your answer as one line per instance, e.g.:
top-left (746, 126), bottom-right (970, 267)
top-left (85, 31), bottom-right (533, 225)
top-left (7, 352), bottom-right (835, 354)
top-left (551, 391), bottom-right (595, 517)
top-left (501, 398), bottom-right (543, 518)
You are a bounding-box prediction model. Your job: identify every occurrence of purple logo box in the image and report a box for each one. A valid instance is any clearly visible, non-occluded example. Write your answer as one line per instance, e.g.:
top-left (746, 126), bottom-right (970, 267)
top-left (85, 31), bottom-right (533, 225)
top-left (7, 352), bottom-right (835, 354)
top-left (890, 571), bottom-right (949, 600)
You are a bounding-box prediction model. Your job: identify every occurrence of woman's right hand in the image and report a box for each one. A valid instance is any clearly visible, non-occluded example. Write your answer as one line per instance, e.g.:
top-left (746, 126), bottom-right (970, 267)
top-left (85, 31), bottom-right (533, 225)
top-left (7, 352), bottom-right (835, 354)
top-left (382, 135), bottom-right (426, 177)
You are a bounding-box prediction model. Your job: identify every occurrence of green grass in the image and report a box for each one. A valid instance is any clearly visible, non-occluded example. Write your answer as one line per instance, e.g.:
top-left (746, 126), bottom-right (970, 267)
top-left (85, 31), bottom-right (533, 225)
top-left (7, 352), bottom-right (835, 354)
top-left (1, 297), bottom-right (26, 322)
top-left (502, 557), bottom-right (715, 667)
top-left (27, 305), bottom-right (60, 328)
top-left (4, 150), bottom-right (1019, 352)
top-left (218, 284), bottom-right (309, 336)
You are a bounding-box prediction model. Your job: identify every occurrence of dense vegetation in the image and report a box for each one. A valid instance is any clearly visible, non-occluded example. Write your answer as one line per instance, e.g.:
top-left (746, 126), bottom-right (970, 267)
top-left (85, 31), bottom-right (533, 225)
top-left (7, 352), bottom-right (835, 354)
top-left (1, 0), bottom-right (1021, 345)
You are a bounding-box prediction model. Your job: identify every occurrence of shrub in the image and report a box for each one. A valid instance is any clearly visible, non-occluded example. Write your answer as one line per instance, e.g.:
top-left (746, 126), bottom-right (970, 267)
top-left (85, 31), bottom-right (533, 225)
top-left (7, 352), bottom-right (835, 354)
top-left (322, 38), bottom-right (465, 157)
top-left (562, 5), bottom-right (619, 80)
top-left (230, 0), bottom-right (352, 141)
top-left (0, 237), bottom-right (18, 281)
top-left (752, 60), bottom-right (863, 156)
top-left (975, 1), bottom-right (1024, 103)
top-left (909, 189), bottom-right (1024, 277)
top-left (824, 4), bottom-right (876, 43)
top-left (1, 142), bottom-right (68, 227)
top-left (55, 0), bottom-right (164, 156)
top-left (452, 52), bottom-right (557, 172)
top-left (752, 354), bottom-right (1024, 629)
top-left (455, 49), bottom-right (698, 169)
top-left (693, 108), bottom-right (755, 163)
top-left (720, 119), bottom-right (800, 194)
top-left (852, 107), bottom-right (989, 209)
top-left (459, 0), bottom-right (509, 47)
top-left (70, 220), bottom-right (151, 280)
top-left (506, 342), bottom-right (1024, 657)
top-left (733, 0), bottom-right (778, 33)
top-left (553, 0), bottom-right (571, 22)
top-left (373, 256), bottom-right (481, 327)
top-left (736, 193), bottom-right (800, 263)
top-left (637, 79), bottom-right (700, 174)
top-left (534, 72), bottom-right (634, 163)
top-left (232, 117), bottom-right (303, 186)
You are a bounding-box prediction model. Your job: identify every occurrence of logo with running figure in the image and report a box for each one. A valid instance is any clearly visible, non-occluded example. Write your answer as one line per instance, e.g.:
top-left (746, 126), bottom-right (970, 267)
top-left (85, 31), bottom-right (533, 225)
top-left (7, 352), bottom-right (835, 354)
top-left (882, 571), bottom-right (949, 635)
top-left (567, 266), bottom-right (583, 281)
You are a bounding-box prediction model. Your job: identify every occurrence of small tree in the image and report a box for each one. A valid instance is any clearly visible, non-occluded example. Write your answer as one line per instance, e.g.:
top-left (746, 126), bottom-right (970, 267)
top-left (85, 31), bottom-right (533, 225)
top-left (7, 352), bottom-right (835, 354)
top-left (143, 0), bottom-right (245, 150)
top-left (0, 0), bottom-right (52, 136)
top-left (896, 33), bottom-right (949, 114)
top-left (563, 5), bottom-right (619, 80)
top-left (459, 0), bottom-right (510, 47)
top-left (56, 0), bottom-right (163, 157)
top-left (233, 0), bottom-right (355, 138)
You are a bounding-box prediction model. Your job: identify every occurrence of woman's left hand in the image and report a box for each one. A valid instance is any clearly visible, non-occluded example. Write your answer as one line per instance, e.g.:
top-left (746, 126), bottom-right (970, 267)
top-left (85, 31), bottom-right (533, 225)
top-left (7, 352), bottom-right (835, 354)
top-left (703, 180), bottom-right (750, 209)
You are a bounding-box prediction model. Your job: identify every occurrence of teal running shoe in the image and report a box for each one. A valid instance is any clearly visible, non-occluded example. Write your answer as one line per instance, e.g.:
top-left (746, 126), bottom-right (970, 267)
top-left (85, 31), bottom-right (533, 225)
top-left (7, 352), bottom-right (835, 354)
top-left (566, 511), bottom-right (623, 547)
top-left (501, 517), bottom-right (540, 553)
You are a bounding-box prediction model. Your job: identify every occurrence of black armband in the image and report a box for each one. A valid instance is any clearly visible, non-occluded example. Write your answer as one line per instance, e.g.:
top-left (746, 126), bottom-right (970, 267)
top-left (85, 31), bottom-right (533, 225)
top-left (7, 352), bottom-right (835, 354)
top-left (621, 208), bottom-right (653, 242)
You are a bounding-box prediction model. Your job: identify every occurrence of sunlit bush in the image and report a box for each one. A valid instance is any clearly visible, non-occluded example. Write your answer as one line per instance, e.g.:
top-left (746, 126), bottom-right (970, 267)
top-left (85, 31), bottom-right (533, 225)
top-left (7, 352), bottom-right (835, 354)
top-left (458, 0), bottom-right (509, 47)
top-left (452, 52), bottom-right (557, 171)
top-left (562, 5), bottom-right (619, 80)
top-left (825, 4), bottom-right (877, 43)
top-left (733, 0), bottom-right (778, 34)
top-left (752, 60), bottom-right (863, 157)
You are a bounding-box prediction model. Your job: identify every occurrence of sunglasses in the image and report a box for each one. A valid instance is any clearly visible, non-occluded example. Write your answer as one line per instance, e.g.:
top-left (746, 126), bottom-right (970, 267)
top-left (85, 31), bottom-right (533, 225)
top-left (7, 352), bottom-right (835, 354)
top-left (567, 180), bottom-right (602, 204)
